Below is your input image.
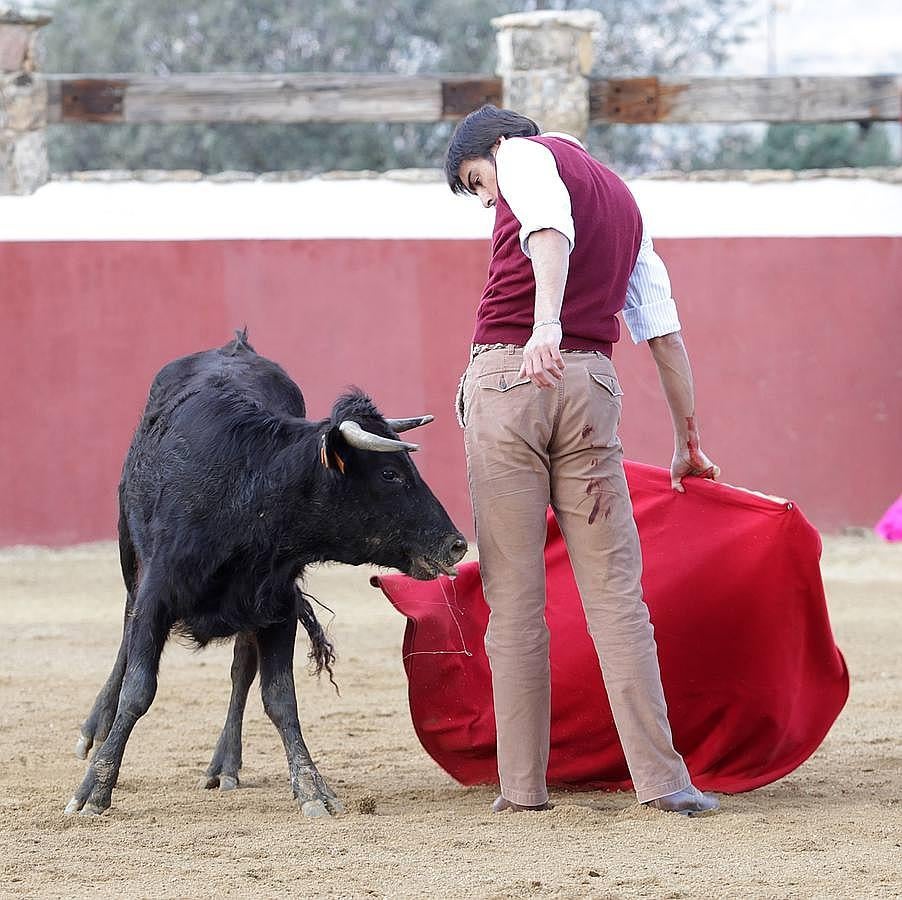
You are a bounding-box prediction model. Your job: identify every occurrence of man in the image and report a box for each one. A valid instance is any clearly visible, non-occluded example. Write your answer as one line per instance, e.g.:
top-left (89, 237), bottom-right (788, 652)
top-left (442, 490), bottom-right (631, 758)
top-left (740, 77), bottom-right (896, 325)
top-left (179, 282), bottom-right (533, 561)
top-left (446, 105), bottom-right (720, 815)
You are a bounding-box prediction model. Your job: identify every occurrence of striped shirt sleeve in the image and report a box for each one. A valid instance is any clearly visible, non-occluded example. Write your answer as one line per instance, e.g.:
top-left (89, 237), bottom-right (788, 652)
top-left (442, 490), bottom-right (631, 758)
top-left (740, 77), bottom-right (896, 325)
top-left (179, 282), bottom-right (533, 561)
top-left (494, 137), bottom-right (575, 258)
top-left (623, 228), bottom-right (682, 342)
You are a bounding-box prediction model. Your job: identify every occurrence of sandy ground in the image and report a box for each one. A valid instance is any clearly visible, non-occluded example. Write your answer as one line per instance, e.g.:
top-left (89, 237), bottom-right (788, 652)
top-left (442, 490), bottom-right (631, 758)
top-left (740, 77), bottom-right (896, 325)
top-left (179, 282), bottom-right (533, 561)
top-left (0, 536), bottom-right (899, 899)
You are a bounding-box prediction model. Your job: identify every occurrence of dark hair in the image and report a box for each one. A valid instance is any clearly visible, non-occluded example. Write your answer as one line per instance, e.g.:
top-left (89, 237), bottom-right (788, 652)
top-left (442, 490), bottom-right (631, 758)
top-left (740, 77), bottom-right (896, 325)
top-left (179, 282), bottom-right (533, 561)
top-left (444, 104), bottom-right (541, 194)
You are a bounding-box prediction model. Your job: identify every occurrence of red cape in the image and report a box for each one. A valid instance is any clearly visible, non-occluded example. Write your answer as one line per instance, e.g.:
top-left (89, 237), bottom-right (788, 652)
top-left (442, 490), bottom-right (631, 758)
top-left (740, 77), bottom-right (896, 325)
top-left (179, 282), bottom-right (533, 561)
top-left (373, 461), bottom-right (848, 794)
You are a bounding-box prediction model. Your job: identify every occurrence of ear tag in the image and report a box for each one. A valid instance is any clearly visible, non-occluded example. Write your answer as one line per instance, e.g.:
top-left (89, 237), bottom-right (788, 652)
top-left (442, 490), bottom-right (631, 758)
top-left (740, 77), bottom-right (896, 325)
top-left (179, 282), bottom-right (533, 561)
top-left (319, 433), bottom-right (346, 474)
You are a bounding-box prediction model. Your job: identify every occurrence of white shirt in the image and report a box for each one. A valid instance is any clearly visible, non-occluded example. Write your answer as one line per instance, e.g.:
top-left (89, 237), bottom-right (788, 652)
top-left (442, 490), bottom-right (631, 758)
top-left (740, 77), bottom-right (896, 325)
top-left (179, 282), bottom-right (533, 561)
top-left (494, 135), bottom-right (682, 343)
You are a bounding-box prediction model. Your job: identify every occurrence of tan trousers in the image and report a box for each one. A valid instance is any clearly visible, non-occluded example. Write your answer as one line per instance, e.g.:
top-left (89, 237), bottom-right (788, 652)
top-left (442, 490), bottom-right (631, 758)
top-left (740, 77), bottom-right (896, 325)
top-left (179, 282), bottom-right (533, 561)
top-left (461, 347), bottom-right (691, 805)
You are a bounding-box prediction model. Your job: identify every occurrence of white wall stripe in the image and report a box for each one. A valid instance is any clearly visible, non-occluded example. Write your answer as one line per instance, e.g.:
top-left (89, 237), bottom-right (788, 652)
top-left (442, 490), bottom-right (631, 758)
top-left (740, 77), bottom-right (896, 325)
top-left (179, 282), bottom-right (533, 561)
top-left (0, 177), bottom-right (900, 243)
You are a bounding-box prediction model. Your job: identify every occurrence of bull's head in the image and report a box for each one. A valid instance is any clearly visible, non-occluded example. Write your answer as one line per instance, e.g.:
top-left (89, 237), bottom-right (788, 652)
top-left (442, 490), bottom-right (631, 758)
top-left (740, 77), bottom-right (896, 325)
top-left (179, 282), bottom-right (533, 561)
top-left (319, 391), bottom-right (467, 580)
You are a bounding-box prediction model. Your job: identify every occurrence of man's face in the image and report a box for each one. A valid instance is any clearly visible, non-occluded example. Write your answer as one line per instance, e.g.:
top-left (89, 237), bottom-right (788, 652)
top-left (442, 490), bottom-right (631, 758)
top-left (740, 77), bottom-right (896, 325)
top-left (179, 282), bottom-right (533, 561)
top-left (458, 154), bottom-right (499, 209)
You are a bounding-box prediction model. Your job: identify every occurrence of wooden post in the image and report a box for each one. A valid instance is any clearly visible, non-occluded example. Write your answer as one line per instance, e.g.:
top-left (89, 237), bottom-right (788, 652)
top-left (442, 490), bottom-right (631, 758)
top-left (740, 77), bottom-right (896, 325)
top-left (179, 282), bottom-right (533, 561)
top-left (492, 9), bottom-right (601, 141)
top-left (0, 6), bottom-right (51, 195)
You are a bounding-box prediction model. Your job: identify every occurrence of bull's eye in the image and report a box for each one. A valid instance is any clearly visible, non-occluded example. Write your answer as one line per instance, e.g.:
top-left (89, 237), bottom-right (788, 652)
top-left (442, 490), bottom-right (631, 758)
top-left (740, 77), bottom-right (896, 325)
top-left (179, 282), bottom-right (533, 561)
top-left (381, 469), bottom-right (403, 483)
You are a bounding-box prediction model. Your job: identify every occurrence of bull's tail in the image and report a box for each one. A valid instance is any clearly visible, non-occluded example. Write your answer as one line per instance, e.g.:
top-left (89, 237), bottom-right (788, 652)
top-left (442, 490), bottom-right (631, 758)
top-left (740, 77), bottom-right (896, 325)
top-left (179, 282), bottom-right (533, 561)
top-left (297, 588), bottom-right (338, 693)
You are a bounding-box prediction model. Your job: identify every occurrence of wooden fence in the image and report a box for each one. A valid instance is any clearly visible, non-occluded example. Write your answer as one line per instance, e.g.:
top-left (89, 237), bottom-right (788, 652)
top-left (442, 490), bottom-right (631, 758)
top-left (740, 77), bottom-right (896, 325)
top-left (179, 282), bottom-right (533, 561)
top-left (2, 8), bottom-right (900, 194)
top-left (44, 75), bottom-right (497, 124)
top-left (44, 73), bottom-right (901, 126)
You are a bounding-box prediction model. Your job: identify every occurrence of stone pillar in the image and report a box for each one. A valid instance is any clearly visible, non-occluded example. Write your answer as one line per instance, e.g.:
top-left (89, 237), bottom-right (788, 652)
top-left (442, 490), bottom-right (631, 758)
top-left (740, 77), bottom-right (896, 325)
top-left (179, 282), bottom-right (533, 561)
top-left (492, 10), bottom-right (601, 142)
top-left (0, 6), bottom-right (51, 195)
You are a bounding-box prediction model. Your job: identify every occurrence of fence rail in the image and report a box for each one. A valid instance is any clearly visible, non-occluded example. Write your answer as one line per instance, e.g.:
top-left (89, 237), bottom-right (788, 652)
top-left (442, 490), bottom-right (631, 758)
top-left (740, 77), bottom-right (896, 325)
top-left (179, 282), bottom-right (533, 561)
top-left (43, 73), bottom-right (902, 126)
top-left (44, 74), bottom-right (503, 125)
top-left (589, 75), bottom-right (902, 124)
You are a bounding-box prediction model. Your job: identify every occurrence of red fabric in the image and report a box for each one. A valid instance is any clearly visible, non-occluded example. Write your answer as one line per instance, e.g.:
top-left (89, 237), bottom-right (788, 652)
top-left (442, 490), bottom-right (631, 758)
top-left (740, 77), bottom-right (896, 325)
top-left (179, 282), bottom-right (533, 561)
top-left (373, 461), bottom-right (848, 794)
top-left (473, 136), bottom-right (641, 352)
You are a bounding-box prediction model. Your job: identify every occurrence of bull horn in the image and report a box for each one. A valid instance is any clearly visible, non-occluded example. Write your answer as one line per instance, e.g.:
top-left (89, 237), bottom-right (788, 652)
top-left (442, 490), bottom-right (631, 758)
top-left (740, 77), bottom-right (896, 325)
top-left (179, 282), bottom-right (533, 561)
top-left (338, 420), bottom-right (419, 453)
top-left (385, 415), bottom-right (434, 433)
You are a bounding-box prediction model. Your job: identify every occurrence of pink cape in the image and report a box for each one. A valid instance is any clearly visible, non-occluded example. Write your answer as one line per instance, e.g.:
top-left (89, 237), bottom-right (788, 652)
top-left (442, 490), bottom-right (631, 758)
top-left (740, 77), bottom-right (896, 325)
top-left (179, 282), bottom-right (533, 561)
top-left (372, 462), bottom-right (848, 794)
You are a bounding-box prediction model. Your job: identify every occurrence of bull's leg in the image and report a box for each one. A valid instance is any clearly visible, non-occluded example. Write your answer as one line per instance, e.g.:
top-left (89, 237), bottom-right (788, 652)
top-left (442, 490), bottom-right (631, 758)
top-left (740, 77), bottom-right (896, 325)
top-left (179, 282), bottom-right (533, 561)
top-left (201, 631), bottom-right (258, 791)
top-left (75, 590), bottom-right (136, 759)
top-left (65, 580), bottom-right (172, 816)
top-left (257, 618), bottom-right (344, 817)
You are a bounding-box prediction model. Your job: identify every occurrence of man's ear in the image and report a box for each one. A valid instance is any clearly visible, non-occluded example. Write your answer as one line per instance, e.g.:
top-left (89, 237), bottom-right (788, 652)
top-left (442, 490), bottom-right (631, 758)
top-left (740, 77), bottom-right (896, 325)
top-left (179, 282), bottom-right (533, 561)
top-left (319, 427), bottom-right (347, 475)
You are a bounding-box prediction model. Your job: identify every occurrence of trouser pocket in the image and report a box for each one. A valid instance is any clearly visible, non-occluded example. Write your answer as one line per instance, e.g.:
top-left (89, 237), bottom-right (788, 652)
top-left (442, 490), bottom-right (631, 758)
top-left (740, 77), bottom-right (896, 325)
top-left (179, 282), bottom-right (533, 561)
top-left (588, 370), bottom-right (624, 398)
top-left (466, 371), bottom-right (534, 433)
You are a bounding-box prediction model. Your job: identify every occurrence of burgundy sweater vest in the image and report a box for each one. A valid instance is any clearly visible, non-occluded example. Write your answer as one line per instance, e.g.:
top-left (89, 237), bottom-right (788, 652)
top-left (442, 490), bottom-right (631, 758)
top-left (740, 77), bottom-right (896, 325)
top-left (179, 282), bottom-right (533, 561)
top-left (473, 136), bottom-right (643, 356)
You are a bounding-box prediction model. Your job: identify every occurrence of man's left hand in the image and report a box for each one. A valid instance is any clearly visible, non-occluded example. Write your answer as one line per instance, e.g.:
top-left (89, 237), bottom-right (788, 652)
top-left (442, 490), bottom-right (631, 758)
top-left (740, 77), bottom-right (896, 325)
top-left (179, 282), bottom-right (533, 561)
top-left (518, 323), bottom-right (565, 389)
top-left (670, 447), bottom-right (721, 493)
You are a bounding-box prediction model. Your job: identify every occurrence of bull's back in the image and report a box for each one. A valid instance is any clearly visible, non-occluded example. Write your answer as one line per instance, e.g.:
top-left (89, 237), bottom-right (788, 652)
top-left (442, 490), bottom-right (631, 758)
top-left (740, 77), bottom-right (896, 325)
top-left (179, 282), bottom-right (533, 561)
top-left (144, 337), bottom-right (305, 423)
top-left (119, 334), bottom-right (306, 555)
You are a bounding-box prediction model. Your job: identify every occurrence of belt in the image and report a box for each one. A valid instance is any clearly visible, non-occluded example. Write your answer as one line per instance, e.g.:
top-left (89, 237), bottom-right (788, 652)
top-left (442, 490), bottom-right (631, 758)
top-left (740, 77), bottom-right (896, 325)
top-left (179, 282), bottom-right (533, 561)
top-left (470, 342), bottom-right (610, 360)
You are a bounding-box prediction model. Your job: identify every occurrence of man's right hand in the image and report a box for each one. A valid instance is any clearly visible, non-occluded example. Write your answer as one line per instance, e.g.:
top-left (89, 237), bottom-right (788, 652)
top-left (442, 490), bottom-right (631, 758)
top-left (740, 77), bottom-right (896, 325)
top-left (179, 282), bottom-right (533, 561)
top-left (518, 322), bottom-right (565, 389)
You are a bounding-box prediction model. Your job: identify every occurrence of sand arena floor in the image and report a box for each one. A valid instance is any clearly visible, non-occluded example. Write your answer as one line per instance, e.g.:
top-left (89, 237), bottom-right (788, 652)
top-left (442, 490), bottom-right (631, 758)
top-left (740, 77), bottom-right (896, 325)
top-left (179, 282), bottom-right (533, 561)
top-left (0, 536), bottom-right (899, 899)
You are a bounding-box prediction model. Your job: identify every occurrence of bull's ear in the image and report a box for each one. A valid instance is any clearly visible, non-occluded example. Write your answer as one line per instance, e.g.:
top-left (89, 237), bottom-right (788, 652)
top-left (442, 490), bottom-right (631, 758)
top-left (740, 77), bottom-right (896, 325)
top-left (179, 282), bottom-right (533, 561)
top-left (319, 427), bottom-right (347, 475)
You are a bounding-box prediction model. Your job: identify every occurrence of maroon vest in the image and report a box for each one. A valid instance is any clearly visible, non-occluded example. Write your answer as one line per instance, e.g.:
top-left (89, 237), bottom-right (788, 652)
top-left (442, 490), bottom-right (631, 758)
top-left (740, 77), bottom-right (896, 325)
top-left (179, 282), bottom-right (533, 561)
top-left (473, 136), bottom-right (643, 356)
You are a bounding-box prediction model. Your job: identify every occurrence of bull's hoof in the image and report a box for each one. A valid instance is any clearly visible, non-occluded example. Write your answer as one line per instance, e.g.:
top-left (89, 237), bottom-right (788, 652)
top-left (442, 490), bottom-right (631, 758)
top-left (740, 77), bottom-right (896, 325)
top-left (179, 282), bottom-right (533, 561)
top-left (65, 763), bottom-right (115, 817)
top-left (200, 772), bottom-right (240, 792)
top-left (300, 799), bottom-right (330, 817)
top-left (75, 704), bottom-right (116, 760)
top-left (64, 795), bottom-right (109, 817)
top-left (292, 765), bottom-right (344, 817)
top-left (299, 796), bottom-right (346, 817)
top-left (79, 802), bottom-right (107, 817)
top-left (74, 732), bottom-right (92, 760)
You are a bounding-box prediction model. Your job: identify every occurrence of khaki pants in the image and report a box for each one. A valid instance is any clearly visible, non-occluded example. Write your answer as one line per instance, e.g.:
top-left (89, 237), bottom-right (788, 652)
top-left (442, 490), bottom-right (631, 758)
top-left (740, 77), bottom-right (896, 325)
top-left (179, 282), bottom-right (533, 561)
top-left (461, 347), bottom-right (690, 805)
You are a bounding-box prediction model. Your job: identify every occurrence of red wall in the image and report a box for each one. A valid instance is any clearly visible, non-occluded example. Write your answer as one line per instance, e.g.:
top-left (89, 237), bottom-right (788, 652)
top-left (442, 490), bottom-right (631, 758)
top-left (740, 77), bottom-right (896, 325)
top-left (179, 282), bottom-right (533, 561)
top-left (1, 236), bottom-right (899, 545)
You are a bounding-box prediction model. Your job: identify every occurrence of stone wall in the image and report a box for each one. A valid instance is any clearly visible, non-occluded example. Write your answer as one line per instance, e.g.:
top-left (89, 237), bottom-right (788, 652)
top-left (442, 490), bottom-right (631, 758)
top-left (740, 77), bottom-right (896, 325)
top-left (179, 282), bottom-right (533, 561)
top-left (493, 11), bottom-right (600, 140)
top-left (0, 6), bottom-right (49, 194)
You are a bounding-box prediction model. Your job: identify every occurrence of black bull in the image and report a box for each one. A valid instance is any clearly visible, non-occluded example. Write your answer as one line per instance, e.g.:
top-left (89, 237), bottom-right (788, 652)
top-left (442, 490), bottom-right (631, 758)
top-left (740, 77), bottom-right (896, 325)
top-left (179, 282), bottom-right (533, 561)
top-left (66, 332), bottom-right (467, 817)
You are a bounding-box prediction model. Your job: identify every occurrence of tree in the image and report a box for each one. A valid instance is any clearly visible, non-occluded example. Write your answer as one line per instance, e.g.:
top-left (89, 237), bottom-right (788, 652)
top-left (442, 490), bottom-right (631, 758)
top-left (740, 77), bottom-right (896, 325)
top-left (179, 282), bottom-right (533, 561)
top-left (749, 123), bottom-right (895, 170)
top-left (42, 0), bottom-right (752, 174)
top-left (686, 123), bottom-right (897, 171)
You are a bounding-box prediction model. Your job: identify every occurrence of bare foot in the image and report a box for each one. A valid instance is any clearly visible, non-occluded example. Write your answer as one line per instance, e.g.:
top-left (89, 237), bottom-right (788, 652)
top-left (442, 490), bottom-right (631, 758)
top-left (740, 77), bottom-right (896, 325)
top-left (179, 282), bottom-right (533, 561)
top-left (492, 795), bottom-right (553, 813)
top-left (645, 785), bottom-right (719, 816)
